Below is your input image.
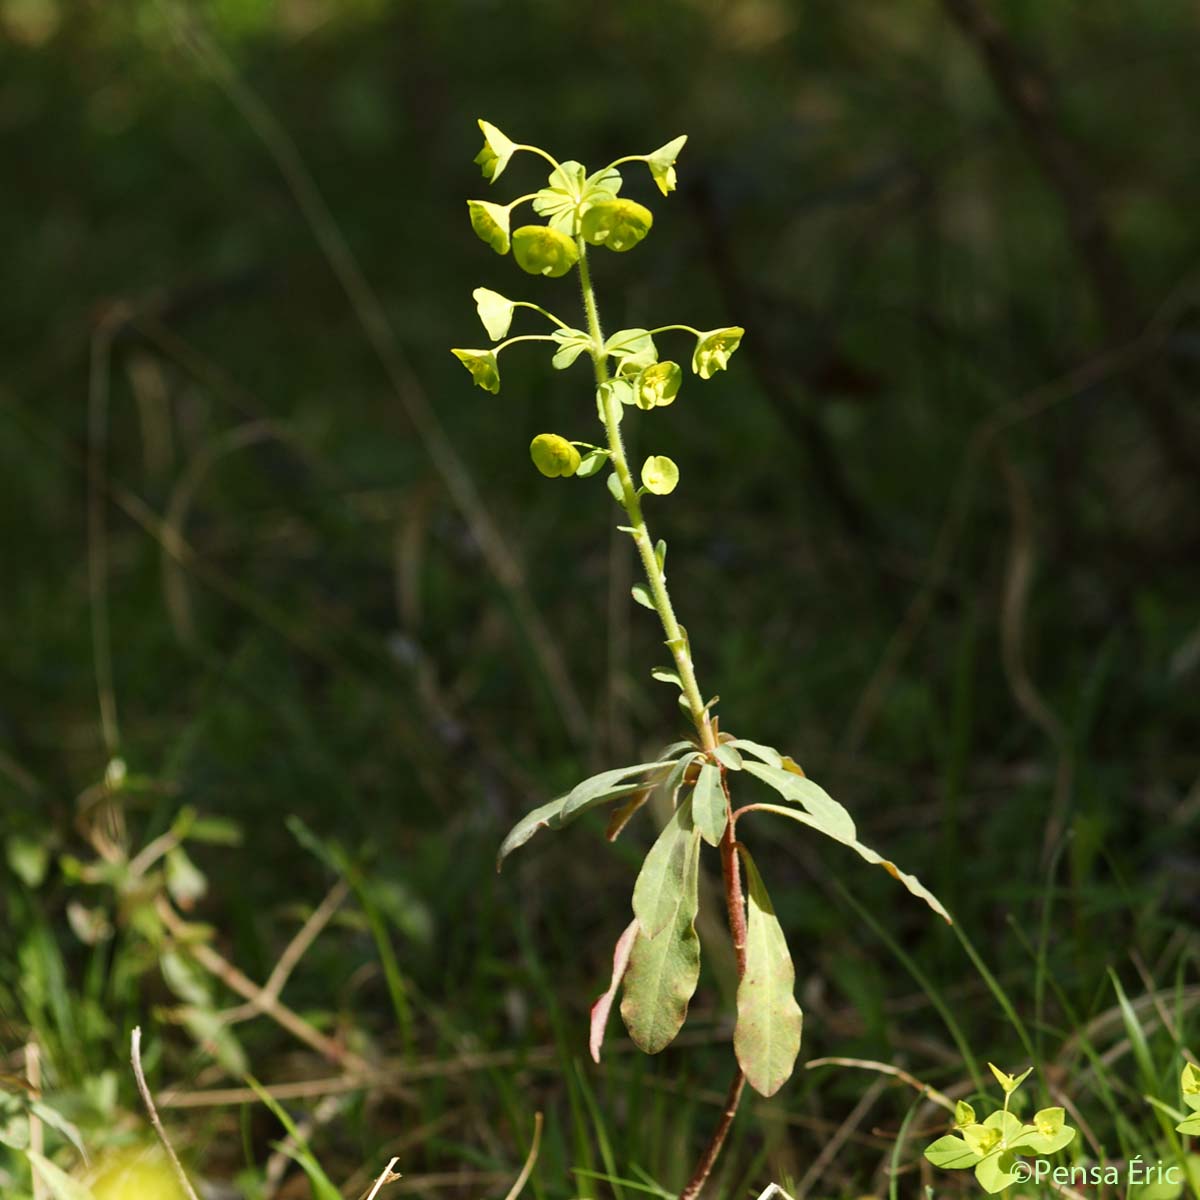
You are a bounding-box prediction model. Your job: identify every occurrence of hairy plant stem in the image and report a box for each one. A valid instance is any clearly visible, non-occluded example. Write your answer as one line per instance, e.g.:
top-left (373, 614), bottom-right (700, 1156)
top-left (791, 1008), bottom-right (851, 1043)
top-left (576, 237), bottom-right (715, 755)
top-left (576, 237), bottom-right (745, 1198)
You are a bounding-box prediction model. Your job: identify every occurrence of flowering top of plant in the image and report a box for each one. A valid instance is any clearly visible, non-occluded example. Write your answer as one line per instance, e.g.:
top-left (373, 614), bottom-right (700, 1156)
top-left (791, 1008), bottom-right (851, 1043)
top-left (451, 119), bottom-right (950, 1197)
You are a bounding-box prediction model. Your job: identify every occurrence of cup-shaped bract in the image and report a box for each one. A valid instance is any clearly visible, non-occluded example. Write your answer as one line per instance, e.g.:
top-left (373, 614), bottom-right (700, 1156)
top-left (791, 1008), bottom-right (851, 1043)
top-left (582, 198), bottom-right (654, 252)
top-left (513, 225), bottom-right (580, 277)
top-left (634, 361), bottom-right (682, 410)
top-left (467, 200), bottom-right (511, 255)
top-left (646, 134), bottom-right (687, 196)
top-left (530, 433), bottom-right (582, 478)
top-left (641, 455), bottom-right (679, 495)
top-left (692, 327), bottom-right (745, 379)
top-left (451, 348), bottom-right (500, 393)
top-left (472, 287), bottom-right (515, 341)
top-left (474, 119), bottom-right (516, 183)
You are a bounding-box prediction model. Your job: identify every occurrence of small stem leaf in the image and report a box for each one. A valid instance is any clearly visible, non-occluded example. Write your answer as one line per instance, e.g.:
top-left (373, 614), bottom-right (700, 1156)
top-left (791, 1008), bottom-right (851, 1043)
top-left (712, 743), bottom-right (743, 771)
top-left (1178, 1112), bottom-right (1200, 1134)
top-left (740, 803), bottom-right (952, 923)
top-left (651, 667), bottom-right (683, 689)
top-left (620, 828), bottom-right (702, 1053)
top-left (632, 796), bottom-right (695, 939)
top-left (654, 539), bottom-right (667, 573)
top-left (631, 583), bottom-right (656, 611)
top-left (733, 847), bottom-right (803, 1097)
top-left (727, 739), bottom-right (782, 769)
top-left (742, 762), bottom-right (856, 843)
top-left (550, 327), bottom-right (594, 370)
top-left (590, 918), bottom-right (639, 1063)
top-left (692, 763), bottom-right (727, 847)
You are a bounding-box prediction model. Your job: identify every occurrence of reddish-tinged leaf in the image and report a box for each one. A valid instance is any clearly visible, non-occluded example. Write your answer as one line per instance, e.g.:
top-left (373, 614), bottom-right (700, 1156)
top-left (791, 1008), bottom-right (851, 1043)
top-left (589, 919), bottom-right (638, 1063)
top-left (733, 846), bottom-right (803, 1097)
top-left (620, 827), bottom-right (702, 1053)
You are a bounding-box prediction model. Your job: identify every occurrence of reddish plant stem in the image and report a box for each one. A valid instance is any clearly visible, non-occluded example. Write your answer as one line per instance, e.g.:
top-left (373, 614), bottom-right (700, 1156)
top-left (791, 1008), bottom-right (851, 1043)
top-left (678, 778), bottom-right (748, 1200)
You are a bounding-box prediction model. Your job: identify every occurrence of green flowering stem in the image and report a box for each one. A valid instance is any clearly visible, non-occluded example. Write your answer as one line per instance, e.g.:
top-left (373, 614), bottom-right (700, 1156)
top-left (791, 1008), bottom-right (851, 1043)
top-left (511, 302), bottom-right (570, 330)
top-left (494, 334), bottom-right (558, 353)
top-left (514, 143), bottom-right (561, 171)
top-left (575, 237), bottom-right (715, 755)
top-left (646, 324), bottom-right (703, 337)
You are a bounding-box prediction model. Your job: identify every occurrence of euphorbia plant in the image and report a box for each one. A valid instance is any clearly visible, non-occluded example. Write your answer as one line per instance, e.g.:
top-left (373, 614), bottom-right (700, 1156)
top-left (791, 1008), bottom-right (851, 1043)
top-left (452, 119), bottom-right (951, 1198)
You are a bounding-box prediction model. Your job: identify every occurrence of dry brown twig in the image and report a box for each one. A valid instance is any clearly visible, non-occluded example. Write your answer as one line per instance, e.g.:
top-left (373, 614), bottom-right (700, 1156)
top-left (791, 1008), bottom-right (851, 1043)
top-left (130, 1026), bottom-right (202, 1200)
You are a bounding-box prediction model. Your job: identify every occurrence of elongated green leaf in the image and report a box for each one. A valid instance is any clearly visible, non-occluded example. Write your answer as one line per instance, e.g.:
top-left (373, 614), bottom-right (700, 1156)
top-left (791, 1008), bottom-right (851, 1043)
top-left (560, 762), bottom-right (674, 822)
top-left (923, 1134), bottom-right (981, 1169)
top-left (26, 1152), bottom-right (96, 1200)
top-left (658, 739), bottom-right (698, 760)
top-left (620, 827), bottom-right (701, 1053)
top-left (632, 797), bottom-right (694, 938)
top-left (248, 1076), bottom-right (342, 1200)
top-left (734, 847), bottom-right (803, 1097)
top-left (743, 762), bottom-right (856, 843)
top-left (712, 743), bottom-right (743, 771)
top-left (727, 739), bottom-right (782, 768)
top-left (497, 796), bottom-right (574, 869)
top-left (692, 763), bottom-right (726, 847)
top-left (497, 761), bottom-right (676, 869)
top-left (660, 752), bottom-right (700, 804)
top-left (741, 803), bottom-right (951, 923)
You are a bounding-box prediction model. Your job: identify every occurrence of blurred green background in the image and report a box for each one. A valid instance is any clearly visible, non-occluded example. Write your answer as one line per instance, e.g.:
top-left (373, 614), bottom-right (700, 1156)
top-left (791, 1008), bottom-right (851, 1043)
top-left (2, 1), bottom-right (1198, 1197)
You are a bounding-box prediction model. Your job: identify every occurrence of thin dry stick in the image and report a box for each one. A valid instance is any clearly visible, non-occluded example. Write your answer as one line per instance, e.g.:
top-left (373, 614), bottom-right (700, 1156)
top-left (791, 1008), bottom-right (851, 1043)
top-left (996, 451), bottom-right (1073, 862)
top-left (804, 1058), bottom-right (955, 1113)
top-left (155, 896), bottom-right (371, 1074)
top-left (221, 878), bottom-right (350, 1024)
top-left (164, 4), bottom-right (589, 745)
top-left (364, 1156), bottom-right (402, 1200)
top-left (25, 1043), bottom-right (45, 1200)
top-left (130, 1026), bottom-right (202, 1200)
top-left (794, 1076), bottom-right (886, 1200)
top-left (502, 1112), bottom-right (543, 1200)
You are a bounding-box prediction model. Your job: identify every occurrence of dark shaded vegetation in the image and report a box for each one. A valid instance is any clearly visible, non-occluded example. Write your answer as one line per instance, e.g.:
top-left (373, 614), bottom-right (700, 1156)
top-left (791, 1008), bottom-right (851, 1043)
top-left (2, 2), bottom-right (1198, 1197)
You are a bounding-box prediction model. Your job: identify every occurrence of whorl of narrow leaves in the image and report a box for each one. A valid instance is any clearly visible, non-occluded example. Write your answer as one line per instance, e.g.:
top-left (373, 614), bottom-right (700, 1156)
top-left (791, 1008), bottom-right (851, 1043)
top-left (733, 846), bottom-right (803, 1097)
top-left (620, 822), bottom-right (702, 1053)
